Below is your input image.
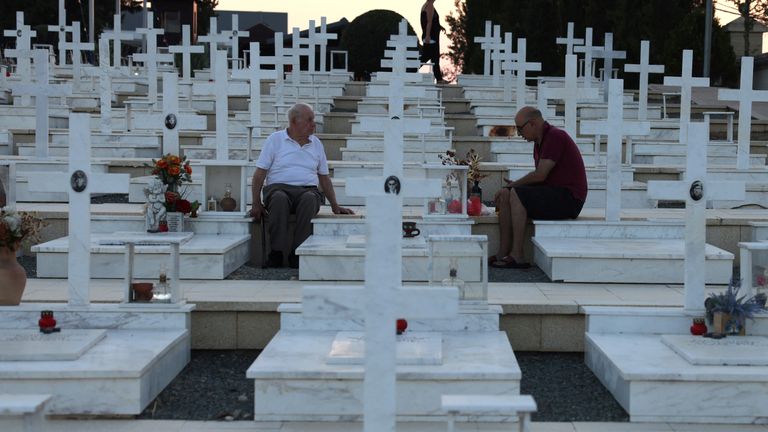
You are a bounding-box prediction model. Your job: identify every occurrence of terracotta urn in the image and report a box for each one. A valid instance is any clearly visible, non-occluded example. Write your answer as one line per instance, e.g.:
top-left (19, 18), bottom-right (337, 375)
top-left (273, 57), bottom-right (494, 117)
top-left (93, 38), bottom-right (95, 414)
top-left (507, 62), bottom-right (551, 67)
top-left (131, 282), bottom-right (154, 302)
top-left (220, 196), bottom-right (237, 212)
top-left (0, 247), bottom-right (26, 305)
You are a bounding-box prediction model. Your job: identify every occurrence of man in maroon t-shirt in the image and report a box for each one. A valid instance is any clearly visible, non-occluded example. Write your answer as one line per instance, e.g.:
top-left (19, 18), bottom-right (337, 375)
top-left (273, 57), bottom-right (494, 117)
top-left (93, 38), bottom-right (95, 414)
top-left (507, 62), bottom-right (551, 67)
top-left (491, 107), bottom-right (587, 269)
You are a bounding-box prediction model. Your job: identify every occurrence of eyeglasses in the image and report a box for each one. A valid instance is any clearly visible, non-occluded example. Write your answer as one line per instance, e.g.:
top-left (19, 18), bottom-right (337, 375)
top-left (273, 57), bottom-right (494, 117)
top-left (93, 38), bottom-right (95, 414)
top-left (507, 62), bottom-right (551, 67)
top-left (515, 119), bottom-right (530, 135)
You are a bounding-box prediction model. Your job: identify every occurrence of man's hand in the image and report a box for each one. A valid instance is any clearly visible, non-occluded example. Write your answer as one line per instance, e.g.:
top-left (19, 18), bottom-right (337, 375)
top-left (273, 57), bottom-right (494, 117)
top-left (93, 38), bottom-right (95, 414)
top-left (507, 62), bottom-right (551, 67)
top-left (249, 203), bottom-right (267, 221)
top-left (502, 177), bottom-right (515, 187)
top-left (332, 205), bottom-right (355, 215)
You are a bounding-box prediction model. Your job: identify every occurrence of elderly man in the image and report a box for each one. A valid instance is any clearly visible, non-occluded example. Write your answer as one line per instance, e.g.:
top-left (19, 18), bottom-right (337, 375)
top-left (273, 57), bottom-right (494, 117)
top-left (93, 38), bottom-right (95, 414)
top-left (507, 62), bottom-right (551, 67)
top-left (250, 103), bottom-right (354, 268)
top-left (490, 107), bottom-right (587, 269)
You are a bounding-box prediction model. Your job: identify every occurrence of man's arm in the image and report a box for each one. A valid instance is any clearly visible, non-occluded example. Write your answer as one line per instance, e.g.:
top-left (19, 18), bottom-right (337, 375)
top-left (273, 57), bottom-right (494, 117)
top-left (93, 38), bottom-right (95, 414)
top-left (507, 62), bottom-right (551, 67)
top-left (424, 6), bottom-right (433, 44)
top-left (504, 159), bottom-right (556, 187)
top-left (249, 168), bottom-right (268, 221)
top-left (318, 174), bottom-right (354, 215)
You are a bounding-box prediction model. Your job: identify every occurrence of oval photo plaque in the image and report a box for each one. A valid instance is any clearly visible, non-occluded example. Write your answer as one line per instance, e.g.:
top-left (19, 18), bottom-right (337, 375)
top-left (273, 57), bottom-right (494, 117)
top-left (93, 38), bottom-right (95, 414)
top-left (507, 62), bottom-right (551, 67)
top-left (70, 170), bottom-right (87, 192)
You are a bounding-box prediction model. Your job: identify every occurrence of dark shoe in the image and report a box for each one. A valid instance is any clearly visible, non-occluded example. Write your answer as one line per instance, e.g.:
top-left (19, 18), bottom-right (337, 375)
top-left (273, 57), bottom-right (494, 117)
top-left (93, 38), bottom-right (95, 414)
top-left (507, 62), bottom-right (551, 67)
top-left (490, 256), bottom-right (531, 269)
top-left (267, 251), bottom-right (284, 268)
top-left (288, 252), bottom-right (299, 269)
top-left (488, 255), bottom-right (498, 266)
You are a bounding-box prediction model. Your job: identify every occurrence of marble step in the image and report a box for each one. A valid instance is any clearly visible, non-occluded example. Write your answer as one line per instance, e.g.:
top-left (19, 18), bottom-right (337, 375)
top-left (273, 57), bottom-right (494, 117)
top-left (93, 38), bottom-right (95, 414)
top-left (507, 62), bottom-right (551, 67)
top-left (296, 235), bottom-right (482, 281)
top-left (344, 135), bottom-right (450, 151)
top-left (496, 152), bottom-right (601, 165)
top-left (633, 154), bottom-right (766, 167)
top-left (507, 166), bottom-right (635, 183)
top-left (356, 100), bottom-right (444, 116)
top-left (340, 149), bottom-right (449, 163)
top-left (532, 237), bottom-right (733, 283)
top-left (17, 139), bottom-right (160, 158)
top-left (584, 314), bottom-right (768, 424)
top-left (578, 104), bottom-right (662, 120)
top-left (310, 218), bottom-right (473, 237)
top-left (0, 320), bottom-right (190, 415)
top-left (491, 138), bottom-right (597, 155)
top-left (633, 142), bottom-right (755, 157)
top-left (33, 233), bottom-right (250, 279)
top-left (247, 330), bottom-right (520, 422)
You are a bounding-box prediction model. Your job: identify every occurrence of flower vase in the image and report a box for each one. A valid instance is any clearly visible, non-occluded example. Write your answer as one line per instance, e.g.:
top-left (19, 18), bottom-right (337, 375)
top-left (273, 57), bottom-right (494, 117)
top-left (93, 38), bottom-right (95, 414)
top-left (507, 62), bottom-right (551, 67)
top-left (712, 312), bottom-right (746, 336)
top-left (0, 247), bottom-right (26, 305)
top-left (165, 212), bottom-right (184, 232)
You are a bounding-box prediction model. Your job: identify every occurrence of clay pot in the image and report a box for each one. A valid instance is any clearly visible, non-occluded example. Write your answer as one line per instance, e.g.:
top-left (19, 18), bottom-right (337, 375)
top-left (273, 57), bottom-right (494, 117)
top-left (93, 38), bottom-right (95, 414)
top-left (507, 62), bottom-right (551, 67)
top-left (0, 247), bottom-right (25, 305)
top-left (131, 282), bottom-right (154, 302)
top-left (220, 196), bottom-right (237, 212)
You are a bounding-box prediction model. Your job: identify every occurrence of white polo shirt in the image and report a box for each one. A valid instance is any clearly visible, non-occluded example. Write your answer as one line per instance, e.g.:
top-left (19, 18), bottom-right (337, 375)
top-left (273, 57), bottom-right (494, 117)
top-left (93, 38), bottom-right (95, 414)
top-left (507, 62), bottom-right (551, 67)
top-left (256, 129), bottom-right (330, 186)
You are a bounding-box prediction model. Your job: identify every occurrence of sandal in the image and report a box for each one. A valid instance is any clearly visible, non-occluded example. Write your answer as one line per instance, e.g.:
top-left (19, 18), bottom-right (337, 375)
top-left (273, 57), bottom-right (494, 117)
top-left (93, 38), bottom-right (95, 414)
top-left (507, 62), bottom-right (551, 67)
top-left (488, 255), bottom-right (498, 266)
top-left (490, 256), bottom-right (531, 269)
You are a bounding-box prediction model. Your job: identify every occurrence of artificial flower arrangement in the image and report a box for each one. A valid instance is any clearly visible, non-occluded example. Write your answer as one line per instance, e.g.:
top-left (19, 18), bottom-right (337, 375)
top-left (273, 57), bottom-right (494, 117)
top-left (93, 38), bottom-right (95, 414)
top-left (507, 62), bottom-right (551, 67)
top-left (705, 278), bottom-right (767, 335)
top-left (0, 207), bottom-right (45, 251)
top-left (149, 154), bottom-right (194, 215)
top-left (439, 149), bottom-right (488, 183)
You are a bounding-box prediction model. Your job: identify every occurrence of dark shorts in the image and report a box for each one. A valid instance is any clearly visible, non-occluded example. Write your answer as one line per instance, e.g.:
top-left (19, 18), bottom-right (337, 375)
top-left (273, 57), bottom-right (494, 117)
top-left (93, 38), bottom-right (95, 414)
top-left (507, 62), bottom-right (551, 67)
top-left (511, 185), bottom-right (584, 220)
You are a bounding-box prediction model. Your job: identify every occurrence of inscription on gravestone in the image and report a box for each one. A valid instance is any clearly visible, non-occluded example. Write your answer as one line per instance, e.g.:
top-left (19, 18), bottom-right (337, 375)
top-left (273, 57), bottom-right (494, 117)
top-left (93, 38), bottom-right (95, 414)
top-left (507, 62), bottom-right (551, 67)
top-left (662, 334), bottom-right (768, 366)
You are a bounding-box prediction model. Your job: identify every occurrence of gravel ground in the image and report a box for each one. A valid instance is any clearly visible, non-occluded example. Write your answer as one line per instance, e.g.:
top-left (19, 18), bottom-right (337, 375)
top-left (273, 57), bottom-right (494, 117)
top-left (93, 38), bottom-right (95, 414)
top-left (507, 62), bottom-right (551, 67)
top-left (137, 350), bottom-right (627, 422)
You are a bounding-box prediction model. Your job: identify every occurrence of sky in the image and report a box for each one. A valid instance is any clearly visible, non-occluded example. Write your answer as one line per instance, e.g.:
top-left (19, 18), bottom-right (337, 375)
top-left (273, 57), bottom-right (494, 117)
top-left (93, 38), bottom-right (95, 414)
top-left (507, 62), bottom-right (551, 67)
top-left (214, 1), bottom-right (760, 55)
top-left (215, 0), bottom-right (457, 56)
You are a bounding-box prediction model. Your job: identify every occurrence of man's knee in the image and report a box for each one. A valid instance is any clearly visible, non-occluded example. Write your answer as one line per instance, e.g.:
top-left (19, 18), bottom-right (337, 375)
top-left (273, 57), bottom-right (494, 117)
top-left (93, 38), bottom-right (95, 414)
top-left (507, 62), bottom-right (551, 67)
top-left (495, 187), bottom-right (510, 204)
top-left (296, 191), bottom-right (321, 214)
top-left (267, 190), bottom-right (290, 210)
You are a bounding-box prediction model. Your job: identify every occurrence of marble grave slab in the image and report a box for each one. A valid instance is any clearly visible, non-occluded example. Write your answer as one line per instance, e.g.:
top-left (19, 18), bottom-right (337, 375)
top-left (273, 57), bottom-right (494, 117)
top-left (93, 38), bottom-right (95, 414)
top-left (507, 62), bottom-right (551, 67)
top-left (661, 334), bottom-right (768, 366)
top-left (345, 234), bottom-right (426, 249)
top-left (327, 331), bottom-right (442, 365)
top-left (0, 329), bottom-right (107, 361)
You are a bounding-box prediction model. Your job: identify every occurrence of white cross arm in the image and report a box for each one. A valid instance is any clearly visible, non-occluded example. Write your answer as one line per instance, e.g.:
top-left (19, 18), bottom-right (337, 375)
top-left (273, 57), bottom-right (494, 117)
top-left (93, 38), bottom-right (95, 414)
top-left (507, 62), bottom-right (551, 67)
top-left (133, 113), bottom-right (208, 131)
top-left (380, 58), bottom-right (422, 70)
top-left (232, 68), bottom-right (278, 80)
top-left (9, 82), bottom-right (72, 98)
top-left (192, 81), bottom-right (249, 96)
top-left (346, 177), bottom-right (442, 198)
top-left (580, 120), bottom-right (650, 137)
top-left (386, 36), bottom-right (419, 49)
top-left (647, 180), bottom-right (746, 201)
top-left (359, 117), bottom-right (432, 134)
top-left (168, 44), bottom-right (204, 54)
top-left (624, 63), bottom-right (664, 74)
top-left (28, 172), bottom-right (129, 194)
top-left (133, 53), bottom-right (174, 64)
top-left (718, 88), bottom-right (768, 103)
top-left (302, 285), bottom-right (459, 319)
top-left (374, 71), bottom-right (425, 83)
top-left (366, 85), bottom-right (427, 99)
top-left (663, 76), bottom-right (709, 87)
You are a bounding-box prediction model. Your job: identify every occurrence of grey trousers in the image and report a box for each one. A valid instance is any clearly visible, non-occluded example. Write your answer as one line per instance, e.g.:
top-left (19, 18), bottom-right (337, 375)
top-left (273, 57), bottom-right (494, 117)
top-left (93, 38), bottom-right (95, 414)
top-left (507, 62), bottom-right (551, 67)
top-left (263, 183), bottom-right (322, 255)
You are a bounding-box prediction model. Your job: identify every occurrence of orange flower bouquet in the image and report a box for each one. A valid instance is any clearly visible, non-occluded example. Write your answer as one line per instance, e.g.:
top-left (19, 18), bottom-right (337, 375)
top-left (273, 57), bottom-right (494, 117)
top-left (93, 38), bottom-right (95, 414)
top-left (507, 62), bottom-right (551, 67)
top-left (150, 154), bottom-right (192, 192)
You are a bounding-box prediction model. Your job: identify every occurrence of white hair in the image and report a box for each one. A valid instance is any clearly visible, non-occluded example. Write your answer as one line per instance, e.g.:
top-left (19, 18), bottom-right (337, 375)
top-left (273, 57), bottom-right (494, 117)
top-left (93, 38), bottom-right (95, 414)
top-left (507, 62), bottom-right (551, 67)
top-left (287, 102), bottom-right (314, 123)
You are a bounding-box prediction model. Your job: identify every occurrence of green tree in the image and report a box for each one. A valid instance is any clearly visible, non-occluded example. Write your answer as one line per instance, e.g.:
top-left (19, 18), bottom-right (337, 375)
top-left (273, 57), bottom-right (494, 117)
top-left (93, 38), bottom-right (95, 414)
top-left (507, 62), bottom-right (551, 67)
top-left (446, 0), bottom-right (737, 86)
top-left (340, 10), bottom-right (417, 80)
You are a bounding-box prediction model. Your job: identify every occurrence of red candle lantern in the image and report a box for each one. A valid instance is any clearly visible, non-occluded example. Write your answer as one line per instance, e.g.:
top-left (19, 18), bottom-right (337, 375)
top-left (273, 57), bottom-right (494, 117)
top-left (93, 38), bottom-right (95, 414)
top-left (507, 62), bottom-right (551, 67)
top-left (396, 318), bottom-right (408, 335)
top-left (39, 310), bottom-right (57, 333)
top-left (690, 317), bottom-right (707, 336)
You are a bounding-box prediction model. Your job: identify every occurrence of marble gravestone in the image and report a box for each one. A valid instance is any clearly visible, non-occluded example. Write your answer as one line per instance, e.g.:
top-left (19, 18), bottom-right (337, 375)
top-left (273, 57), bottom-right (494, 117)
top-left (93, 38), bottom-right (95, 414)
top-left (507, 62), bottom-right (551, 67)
top-left (591, 32), bottom-right (626, 102)
top-left (718, 56), bottom-right (768, 170)
top-left (544, 54), bottom-right (599, 139)
top-left (8, 49), bottom-right (72, 159)
top-left (573, 27), bottom-right (596, 88)
top-left (134, 12), bottom-right (172, 106)
top-left (47, 0), bottom-right (71, 66)
top-left (0, 329), bottom-right (106, 361)
top-left (663, 50), bottom-right (709, 145)
top-left (198, 17), bottom-right (231, 72)
top-left (581, 79), bottom-right (650, 222)
top-left (232, 42), bottom-right (278, 139)
top-left (168, 24), bottom-right (204, 80)
top-left (101, 13), bottom-right (137, 68)
top-left (4, 11), bottom-right (37, 106)
top-left (62, 21), bottom-right (94, 89)
top-left (624, 40), bottom-right (664, 122)
top-left (0, 163), bottom-right (15, 209)
top-left (473, 21), bottom-right (501, 78)
top-left (556, 22), bottom-right (583, 55)
top-left (504, 38), bottom-right (541, 113)
top-left (27, 114), bottom-right (130, 306)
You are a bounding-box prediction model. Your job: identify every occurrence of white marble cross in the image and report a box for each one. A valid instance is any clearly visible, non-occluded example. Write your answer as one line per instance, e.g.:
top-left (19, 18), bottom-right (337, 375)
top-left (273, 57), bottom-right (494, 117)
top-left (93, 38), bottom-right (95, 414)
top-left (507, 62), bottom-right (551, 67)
top-left (134, 12), bottom-right (173, 106)
top-left (473, 21), bottom-right (499, 77)
top-left (101, 14), bottom-right (137, 68)
top-left (47, 0), bottom-right (71, 66)
top-left (556, 22), bottom-right (583, 55)
top-left (287, 27), bottom-right (313, 88)
top-left (193, 50), bottom-right (248, 160)
top-left (198, 17), bottom-right (231, 72)
top-left (376, 20), bottom-right (425, 117)
top-left (232, 42), bottom-right (278, 138)
top-left (663, 50), bottom-right (710, 144)
top-left (591, 33), bottom-right (626, 102)
top-left (62, 22), bottom-right (95, 89)
top-left (27, 114), bottom-right (130, 307)
top-left (545, 54), bottom-right (600, 139)
top-left (168, 25), bottom-right (204, 81)
top-left (718, 57), bottom-right (768, 170)
top-left (624, 40), bottom-right (665, 122)
top-left (5, 11), bottom-right (37, 105)
top-left (0, 162), bottom-right (17, 210)
top-left (492, 32), bottom-right (515, 102)
top-left (98, 37), bottom-right (114, 134)
top-left (581, 79), bottom-right (650, 222)
top-left (485, 26), bottom-right (506, 86)
top-left (258, 32), bottom-right (288, 108)
top-left (503, 38), bottom-right (542, 114)
top-left (135, 72), bottom-right (207, 155)
top-left (221, 14), bottom-right (248, 69)
top-left (308, 17), bottom-right (337, 72)
top-left (573, 27), bottom-right (595, 89)
top-left (647, 123), bottom-right (745, 315)
top-left (9, 50), bottom-right (72, 159)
